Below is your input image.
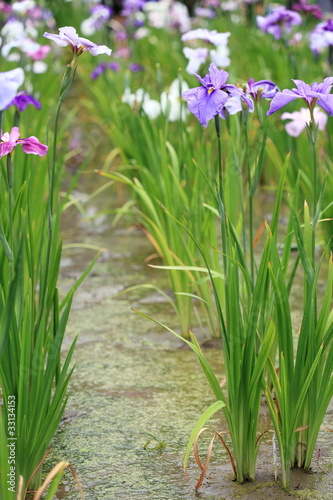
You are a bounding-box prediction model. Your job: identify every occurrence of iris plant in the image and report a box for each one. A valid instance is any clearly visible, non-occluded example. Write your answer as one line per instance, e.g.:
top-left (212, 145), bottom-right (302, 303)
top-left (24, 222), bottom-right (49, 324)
top-left (268, 77), bottom-right (333, 255)
top-left (43, 26), bottom-right (111, 57)
top-left (182, 63), bottom-right (253, 127)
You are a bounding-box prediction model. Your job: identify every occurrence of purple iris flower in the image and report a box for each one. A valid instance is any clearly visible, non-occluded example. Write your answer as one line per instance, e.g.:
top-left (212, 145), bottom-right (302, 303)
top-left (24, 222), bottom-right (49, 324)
top-left (0, 127), bottom-right (48, 158)
top-left (267, 78), bottom-right (333, 116)
top-left (91, 4), bottom-right (113, 20)
top-left (90, 62), bottom-right (120, 80)
top-left (43, 26), bottom-right (111, 56)
top-left (194, 7), bottom-right (216, 18)
top-left (247, 78), bottom-right (278, 102)
top-left (5, 91), bottom-right (41, 112)
top-left (121, 0), bottom-right (146, 16)
top-left (182, 63), bottom-right (253, 127)
top-left (257, 7), bottom-right (302, 40)
top-left (292, 0), bottom-right (322, 20)
top-left (310, 20), bottom-right (333, 55)
top-left (128, 63), bottom-right (145, 73)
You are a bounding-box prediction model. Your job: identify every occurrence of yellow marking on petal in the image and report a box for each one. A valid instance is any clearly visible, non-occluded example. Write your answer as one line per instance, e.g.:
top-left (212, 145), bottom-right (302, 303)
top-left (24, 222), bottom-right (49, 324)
top-left (208, 88), bottom-right (214, 95)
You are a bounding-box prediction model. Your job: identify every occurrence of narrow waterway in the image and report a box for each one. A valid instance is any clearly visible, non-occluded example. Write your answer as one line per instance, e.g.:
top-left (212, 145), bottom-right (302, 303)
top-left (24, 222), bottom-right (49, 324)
top-left (46, 173), bottom-right (333, 500)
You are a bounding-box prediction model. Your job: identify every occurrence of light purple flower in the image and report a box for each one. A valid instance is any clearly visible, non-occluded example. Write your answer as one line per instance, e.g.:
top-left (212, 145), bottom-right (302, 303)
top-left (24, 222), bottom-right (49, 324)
top-left (257, 7), bottom-right (302, 39)
top-left (81, 5), bottom-right (112, 36)
top-left (182, 63), bottom-right (253, 127)
top-left (0, 127), bottom-right (48, 158)
top-left (90, 62), bottom-right (120, 80)
top-left (5, 91), bottom-right (41, 112)
top-left (310, 20), bottom-right (333, 55)
top-left (281, 107), bottom-right (327, 136)
top-left (43, 26), bottom-right (111, 56)
top-left (247, 78), bottom-right (278, 102)
top-left (121, 0), bottom-right (146, 17)
top-left (128, 63), bottom-right (145, 73)
top-left (0, 68), bottom-right (24, 111)
top-left (267, 78), bottom-right (333, 116)
top-left (194, 7), bottom-right (216, 18)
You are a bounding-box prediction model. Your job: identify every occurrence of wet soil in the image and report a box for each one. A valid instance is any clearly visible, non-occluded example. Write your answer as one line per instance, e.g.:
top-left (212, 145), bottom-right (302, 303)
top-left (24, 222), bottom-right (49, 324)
top-left (46, 178), bottom-right (333, 500)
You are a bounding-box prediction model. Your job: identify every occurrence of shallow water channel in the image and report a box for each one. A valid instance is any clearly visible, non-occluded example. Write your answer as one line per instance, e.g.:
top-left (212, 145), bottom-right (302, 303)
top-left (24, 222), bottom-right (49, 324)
top-left (47, 176), bottom-right (333, 500)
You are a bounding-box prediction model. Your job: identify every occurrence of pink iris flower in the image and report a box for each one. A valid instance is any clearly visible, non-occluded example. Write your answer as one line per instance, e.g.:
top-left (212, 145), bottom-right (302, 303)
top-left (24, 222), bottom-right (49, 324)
top-left (43, 26), bottom-right (111, 56)
top-left (0, 127), bottom-right (48, 158)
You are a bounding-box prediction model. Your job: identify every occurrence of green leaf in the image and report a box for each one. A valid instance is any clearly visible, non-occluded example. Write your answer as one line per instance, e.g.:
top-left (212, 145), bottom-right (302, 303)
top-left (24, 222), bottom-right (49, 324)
top-left (183, 401), bottom-right (226, 468)
top-left (0, 226), bottom-right (13, 262)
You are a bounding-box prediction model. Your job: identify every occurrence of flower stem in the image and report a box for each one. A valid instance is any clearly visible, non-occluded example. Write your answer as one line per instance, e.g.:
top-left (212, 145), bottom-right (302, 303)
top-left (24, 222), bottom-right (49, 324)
top-left (307, 108), bottom-right (318, 312)
top-left (281, 36), bottom-right (298, 79)
top-left (6, 154), bottom-right (13, 277)
top-left (308, 108), bottom-right (318, 222)
top-left (40, 63), bottom-right (76, 306)
top-left (214, 115), bottom-right (225, 214)
top-left (214, 115), bottom-right (229, 278)
top-left (243, 114), bottom-right (254, 280)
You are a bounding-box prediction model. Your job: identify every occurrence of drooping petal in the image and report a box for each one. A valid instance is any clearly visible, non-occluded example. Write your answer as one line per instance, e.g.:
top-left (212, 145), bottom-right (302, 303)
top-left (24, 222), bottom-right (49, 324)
top-left (241, 93), bottom-right (254, 111)
top-left (0, 140), bottom-right (15, 157)
top-left (44, 26), bottom-right (111, 56)
top-left (87, 44), bottom-right (112, 56)
top-left (5, 91), bottom-right (41, 112)
top-left (183, 86), bottom-right (228, 126)
top-left (20, 136), bottom-right (48, 156)
top-left (267, 90), bottom-right (300, 115)
top-left (316, 94), bottom-right (333, 116)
